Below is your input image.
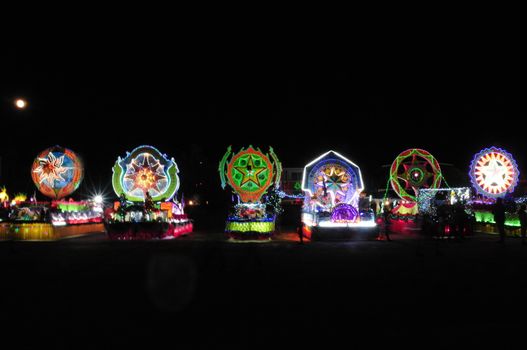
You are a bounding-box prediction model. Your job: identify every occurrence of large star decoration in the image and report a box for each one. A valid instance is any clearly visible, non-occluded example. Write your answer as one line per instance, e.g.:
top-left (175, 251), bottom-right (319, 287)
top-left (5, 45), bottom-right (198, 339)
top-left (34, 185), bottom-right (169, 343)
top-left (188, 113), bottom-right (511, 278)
top-left (33, 152), bottom-right (70, 187)
top-left (315, 166), bottom-right (350, 200)
top-left (234, 155), bottom-right (266, 188)
top-left (475, 153), bottom-right (515, 194)
top-left (124, 154), bottom-right (166, 194)
top-left (401, 161), bottom-right (432, 189)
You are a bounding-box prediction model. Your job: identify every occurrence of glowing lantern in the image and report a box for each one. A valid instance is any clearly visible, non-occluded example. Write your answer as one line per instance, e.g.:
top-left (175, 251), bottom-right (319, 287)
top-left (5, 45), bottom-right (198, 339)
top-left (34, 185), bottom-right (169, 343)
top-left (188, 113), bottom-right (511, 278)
top-left (31, 146), bottom-right (84, 199)
top-left (112, 145), bottom-right (179, 202)
top-left (470, 147), bottom-right (519, 198)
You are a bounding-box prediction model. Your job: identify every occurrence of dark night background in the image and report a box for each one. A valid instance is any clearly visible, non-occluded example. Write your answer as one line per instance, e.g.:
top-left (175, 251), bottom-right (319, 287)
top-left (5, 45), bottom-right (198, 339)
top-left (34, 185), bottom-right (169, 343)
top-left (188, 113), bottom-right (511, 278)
top-left (2, 46), bottom-right (524, 203)
top-left (3, 30), bottom-right (527, 348)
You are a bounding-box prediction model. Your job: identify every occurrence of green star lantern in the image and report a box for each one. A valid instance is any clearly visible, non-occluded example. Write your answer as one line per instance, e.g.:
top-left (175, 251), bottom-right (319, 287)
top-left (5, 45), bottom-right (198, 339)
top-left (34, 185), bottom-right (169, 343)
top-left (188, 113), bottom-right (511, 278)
top-left (219, 145), bottom-right (282, 203)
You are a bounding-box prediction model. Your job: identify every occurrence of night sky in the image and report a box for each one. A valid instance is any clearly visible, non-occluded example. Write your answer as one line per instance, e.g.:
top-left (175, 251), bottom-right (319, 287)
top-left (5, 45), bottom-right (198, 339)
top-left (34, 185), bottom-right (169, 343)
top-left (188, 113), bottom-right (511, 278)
top-left (1, 46), bottom-right (524, 201)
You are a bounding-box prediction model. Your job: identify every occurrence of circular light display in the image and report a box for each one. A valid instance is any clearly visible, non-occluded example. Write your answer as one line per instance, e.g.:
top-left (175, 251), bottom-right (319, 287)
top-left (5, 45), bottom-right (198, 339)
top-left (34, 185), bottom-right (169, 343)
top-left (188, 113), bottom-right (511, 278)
top-left (302, 151), bottom-right (364, 209)
top-left (470, 147), bottom-right (519, 198)
top-left (315, 165), bottom-right (352, 202)
top-left (330, 203), bottom-right (359, 223)
top-left (112, 145), bottom-right (179, 202)
top-left (390, 149), bottom-right (442, 202)
top-left (219, 145), bottom-right (282, 203)
top-left (31, 146), bottom-right (84, 199)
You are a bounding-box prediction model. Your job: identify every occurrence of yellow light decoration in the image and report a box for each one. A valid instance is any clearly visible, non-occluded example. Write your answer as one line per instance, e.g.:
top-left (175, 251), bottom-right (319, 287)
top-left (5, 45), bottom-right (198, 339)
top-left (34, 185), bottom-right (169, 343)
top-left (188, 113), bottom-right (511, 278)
top-left (136, 168), bottom-right (157, 190)
top-left (13, 193), bottom-right (27, 202)
top-left (0, 223), bottom-right (105, 240)
top-left (392, 202), bottom-right (419, 216)
top-left (0, 187), bottom-right (9, 202)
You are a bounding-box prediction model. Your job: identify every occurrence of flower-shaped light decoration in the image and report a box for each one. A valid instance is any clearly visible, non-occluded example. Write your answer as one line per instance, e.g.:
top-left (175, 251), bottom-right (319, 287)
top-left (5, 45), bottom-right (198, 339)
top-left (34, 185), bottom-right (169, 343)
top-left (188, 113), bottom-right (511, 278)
top-left (33, 152), bottom-right (68, 185)
top-left (112, 145), bottom-right (179, 202)
top-left (31, 146), bottom-right (84, 199)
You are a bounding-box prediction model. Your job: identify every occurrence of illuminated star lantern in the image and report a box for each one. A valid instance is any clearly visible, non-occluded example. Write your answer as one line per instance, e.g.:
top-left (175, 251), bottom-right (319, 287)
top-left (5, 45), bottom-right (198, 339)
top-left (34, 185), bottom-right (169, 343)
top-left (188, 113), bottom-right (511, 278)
top-left (219, 145), bottom-right (282, 203)
top-left (112, 145), bottom-right (180, 202)
top-left (124, 154), bottom-right (167, 194)
top-left (390, 149), bottom-right (442, 202)
top-left (0, 187), bottom-right (9, 202)
top-left (234, 155), bottom-right (267, 188)
top-left (302, 151), bottom-right (364, 208)
top-left (470, 147), bottom-right (519, 198)
top-left (314, 166), bottom-right (351, 203)
top-left (402, 161), bottom-right (431, 188)
top-left (31, 146), bottom-right (84, 199)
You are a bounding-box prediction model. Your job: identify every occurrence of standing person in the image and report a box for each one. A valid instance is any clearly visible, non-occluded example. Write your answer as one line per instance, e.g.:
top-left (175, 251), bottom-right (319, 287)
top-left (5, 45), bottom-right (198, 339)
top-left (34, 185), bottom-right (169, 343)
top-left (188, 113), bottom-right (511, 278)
top-left (492, 198), bottom-right (506, 243)
top-left (382, 204), bottom-right (392, 241)
top-left (453, 202), bottom-right (466, 241)
top-left (297, 224), bottom-right (304, 244)
top-left (144, 191), bottom-right (154, 211)
top-left (436, 204), bottom-right (447, 240)
top-left (518, 204), bottom-right (527, 245)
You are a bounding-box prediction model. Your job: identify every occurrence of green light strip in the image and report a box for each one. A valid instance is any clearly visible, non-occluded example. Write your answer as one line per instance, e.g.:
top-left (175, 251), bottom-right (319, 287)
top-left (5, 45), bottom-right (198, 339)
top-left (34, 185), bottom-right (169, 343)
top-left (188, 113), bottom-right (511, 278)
top-left (56, 203), bottom-right (88, 212)
top-left (270, 147), bottom-right (282, 188)
top-left (474, 211), bottom-right (520, 227)
top-left (225, 221), bottom-right (275, 233)
top-left (218, 146), bottom-right (232, 189)
top-left (112, 158), bottom-right (124, 197)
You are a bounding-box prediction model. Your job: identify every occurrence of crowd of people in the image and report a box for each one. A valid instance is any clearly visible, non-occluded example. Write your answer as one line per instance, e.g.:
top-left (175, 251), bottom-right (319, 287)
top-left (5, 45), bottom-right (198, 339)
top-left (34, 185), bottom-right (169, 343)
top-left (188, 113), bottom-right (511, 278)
top-left (375, 196), bottom-right (527, 244)
top-left (492, 198), bottom-right (527, 245)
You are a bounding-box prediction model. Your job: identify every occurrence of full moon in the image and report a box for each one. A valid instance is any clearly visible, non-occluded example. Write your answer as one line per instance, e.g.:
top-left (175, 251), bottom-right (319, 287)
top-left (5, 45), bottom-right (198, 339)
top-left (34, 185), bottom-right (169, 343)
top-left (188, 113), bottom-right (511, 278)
top-left (15, 98), bottom-right (27, 109)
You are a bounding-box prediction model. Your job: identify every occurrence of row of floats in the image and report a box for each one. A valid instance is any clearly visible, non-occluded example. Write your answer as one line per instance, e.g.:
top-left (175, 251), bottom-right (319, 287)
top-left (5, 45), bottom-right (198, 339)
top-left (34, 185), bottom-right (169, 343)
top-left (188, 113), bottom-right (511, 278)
top-left (0, 145), bottom-right (521, 241)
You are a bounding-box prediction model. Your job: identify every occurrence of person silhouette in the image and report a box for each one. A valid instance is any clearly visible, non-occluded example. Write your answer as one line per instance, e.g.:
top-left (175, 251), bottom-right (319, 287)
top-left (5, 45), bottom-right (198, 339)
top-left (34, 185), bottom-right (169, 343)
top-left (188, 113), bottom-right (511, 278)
top-left (144, 191), bottom-right (154, 211)
top-left (453, 201), bottom-right (466, 241)
top-left (492, 198), bottom-right (506, 243)
top-left (518, 204), bottom-right (527, 245)
top-left (297, 223), bottom-right (304, 244)
top-left (119, 192), bottom-right (128, 207)
top-left (382, 204), bottom-right (392, 241)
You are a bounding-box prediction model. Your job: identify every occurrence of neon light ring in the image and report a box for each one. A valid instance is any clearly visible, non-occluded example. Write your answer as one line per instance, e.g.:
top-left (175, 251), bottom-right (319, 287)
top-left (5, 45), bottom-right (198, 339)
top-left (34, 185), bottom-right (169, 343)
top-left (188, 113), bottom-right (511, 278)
top-left (112, 145), bottom-right (179, 202)
top-left (31, 146), bottom-right (84, 199)
top-left (469, 147), bottom-right (519, 198)
top-left (390, 149), bottom-right (442, 202)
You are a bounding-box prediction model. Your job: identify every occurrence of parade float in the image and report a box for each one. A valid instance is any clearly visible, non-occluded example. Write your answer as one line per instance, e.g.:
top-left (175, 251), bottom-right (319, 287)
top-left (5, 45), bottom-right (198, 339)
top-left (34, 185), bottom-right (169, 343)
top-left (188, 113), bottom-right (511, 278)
top-left (388, 149), bottom-right (444, 217)
top-left (0, 146), bottom-right (104, 240)
top-left (300, 150), bottom-right (377, 240)
top-left (219, 145), bottom-right (282, 240)
top-left (380, 149), bottom-right (446, 234)
top-left (468, 147), bottom-right (521, 235)
top-left (104, 145), bottom-right (192, 240)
